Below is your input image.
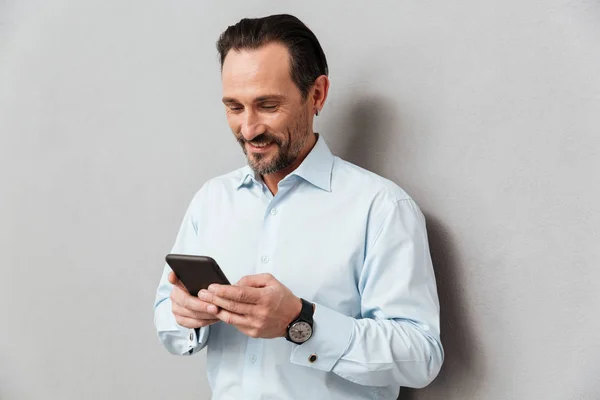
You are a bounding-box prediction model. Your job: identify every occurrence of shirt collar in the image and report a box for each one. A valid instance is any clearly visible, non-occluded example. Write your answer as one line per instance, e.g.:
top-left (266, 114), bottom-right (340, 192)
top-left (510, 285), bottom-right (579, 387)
top-left (236, 133), bottom-right (334, 192)
top-left (236, 166), bottom-right (256, 189)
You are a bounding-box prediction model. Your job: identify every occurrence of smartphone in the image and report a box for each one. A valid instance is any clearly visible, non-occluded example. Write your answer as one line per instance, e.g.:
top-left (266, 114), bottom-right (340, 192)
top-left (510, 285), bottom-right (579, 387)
top-left (165, 254), bottom-right (230, 296)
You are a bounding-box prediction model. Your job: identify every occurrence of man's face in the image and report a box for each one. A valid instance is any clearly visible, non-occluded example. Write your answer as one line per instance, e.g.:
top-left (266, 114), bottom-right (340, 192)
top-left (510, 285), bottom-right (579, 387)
top-left (221, 42), bottom-right (313, 175)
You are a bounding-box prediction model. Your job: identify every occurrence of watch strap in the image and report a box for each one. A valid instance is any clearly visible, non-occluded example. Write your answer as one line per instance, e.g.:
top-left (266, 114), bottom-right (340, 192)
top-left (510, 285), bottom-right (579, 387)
top-left (298, 298), bottom-right (314, 323)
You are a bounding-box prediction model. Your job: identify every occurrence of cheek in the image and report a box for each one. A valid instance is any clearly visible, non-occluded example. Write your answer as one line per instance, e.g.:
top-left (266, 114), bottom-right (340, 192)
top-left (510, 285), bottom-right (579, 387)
top-left (268, 113), bottom-right (293, 135)
top-left (226, 114), bottom-right (241, 134)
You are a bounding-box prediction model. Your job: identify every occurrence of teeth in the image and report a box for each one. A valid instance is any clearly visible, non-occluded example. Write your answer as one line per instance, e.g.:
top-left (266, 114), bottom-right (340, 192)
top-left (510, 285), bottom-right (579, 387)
top-left (252, 142), bottom-right (271, 148)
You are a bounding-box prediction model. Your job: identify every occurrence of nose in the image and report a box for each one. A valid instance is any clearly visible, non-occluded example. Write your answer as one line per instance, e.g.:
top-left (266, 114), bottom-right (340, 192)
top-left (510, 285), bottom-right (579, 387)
top-left (240, 109), bottom-right (265, 141)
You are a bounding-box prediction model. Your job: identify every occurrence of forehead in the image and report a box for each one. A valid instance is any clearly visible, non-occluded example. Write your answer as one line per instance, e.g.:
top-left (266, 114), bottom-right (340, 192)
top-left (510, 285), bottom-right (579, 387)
top-left (221, 42), bottom-right (299, 100)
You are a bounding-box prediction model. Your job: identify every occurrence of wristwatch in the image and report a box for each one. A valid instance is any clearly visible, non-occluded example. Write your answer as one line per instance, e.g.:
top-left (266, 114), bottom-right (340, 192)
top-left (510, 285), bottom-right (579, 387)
top-left (285, 298), bottom-right (314, 344)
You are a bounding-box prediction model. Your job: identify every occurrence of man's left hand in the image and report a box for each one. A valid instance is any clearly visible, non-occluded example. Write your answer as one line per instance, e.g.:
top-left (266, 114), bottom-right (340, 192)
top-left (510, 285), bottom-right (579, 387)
top-left (199, 273), bottom-right (302, 339)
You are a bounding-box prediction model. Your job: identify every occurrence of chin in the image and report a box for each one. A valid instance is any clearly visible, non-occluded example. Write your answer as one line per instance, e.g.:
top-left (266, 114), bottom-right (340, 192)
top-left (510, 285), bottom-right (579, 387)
top-left (248, 156), bottom-right (271, 171)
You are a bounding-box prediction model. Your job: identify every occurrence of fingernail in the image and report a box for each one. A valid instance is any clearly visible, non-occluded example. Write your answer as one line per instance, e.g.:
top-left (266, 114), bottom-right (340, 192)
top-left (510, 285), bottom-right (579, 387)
top-left (198, 290), bottom-right (207, 299)
top-left (207, 305), bottom-right (217, 314)
top-left (208, 285), bottom-right (217, 292)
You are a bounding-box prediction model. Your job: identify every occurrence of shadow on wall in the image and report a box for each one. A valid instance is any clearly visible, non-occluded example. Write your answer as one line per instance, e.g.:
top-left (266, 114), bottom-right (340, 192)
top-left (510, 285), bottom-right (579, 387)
top-left (334, 96), bottom-right (395, 175)
top-left (400, 214), bottom-right (482, 400)
top-left (335, 96), bottom-right (482, 400)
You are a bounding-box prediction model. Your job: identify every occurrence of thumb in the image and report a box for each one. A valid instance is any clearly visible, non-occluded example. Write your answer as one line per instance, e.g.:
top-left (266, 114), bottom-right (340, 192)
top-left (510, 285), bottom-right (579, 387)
top-left (168, 271), bottom-right (188, 292)
top-left (237, 273), bottom-right (274, 288)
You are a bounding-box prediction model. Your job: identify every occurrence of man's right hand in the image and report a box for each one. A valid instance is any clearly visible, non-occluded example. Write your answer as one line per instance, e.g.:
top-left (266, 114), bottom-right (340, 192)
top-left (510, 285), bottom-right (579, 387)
top-left (169, 271), bottom-right (220, 329)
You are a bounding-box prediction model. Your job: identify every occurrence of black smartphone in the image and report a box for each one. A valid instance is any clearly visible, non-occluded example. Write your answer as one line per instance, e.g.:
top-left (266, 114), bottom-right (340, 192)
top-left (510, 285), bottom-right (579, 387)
top-left (165, 254), bottom-right (230, 296)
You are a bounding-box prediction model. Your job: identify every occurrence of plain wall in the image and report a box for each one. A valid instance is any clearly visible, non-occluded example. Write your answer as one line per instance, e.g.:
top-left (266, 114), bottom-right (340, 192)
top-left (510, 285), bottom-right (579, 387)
top-left (1, 1), bottom-right (599, 399)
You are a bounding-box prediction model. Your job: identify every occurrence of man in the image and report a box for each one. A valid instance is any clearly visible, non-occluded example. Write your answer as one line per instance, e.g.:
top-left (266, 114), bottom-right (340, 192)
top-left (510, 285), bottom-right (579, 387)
top-left (154, 14), bottom-right (443, 399)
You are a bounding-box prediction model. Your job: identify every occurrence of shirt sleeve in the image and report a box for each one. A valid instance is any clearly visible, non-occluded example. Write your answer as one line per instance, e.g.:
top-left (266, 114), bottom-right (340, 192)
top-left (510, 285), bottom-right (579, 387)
top-left (153, 193), bottom-right (211, 356)
top-left (290, 198), bottom-right (444, 388)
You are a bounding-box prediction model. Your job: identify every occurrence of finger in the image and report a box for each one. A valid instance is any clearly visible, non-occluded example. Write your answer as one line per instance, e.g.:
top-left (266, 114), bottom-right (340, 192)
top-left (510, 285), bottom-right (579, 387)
top-left (236, 273), bottom-right (274, 288)
top-left (214, 308), bottom-right (251, 327)
top-left (168, 271), bottom-right (188, 292)
top-left (207, 284), bottom-right (261, 304)
top-left (168, 271), bottom-right (179, 285)
top-left (171, 285), bottom-right (219, 313)
top-left (175, 315), bottom-right (219, 329)
top-left (172, 301), bottom-right (218, 320)
top-left (199, 290), bottom-right (255, 315)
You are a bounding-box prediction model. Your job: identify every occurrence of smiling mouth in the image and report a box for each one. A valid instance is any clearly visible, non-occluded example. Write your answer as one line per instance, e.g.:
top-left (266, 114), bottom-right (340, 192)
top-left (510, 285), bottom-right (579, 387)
top-left (251, 142), bottom-right (271, 148)
top-left (247, 142), bottom-right (275, 151)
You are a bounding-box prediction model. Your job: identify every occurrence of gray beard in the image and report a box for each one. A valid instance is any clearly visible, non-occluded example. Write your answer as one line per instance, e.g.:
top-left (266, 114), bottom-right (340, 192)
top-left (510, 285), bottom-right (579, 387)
top-left (248, 134), bottom-right (307, 175)
top-left (250, 149), bottom-right (292, 175)
top-left (242, 109), bottom-right (312, 176)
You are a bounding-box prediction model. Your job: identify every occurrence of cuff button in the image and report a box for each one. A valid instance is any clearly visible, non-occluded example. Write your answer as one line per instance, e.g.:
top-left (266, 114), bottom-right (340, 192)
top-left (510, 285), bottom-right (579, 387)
top-left (308, 354), bottom-right (317, 363)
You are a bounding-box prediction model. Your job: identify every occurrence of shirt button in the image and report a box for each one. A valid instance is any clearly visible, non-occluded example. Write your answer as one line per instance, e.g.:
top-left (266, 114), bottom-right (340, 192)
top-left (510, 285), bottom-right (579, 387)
top-left (270, 208), bottom-right (278, 215)
top-left (249, 354), bottom-right (257, 364)
top-left (261, 256), bottom-right (270, 264)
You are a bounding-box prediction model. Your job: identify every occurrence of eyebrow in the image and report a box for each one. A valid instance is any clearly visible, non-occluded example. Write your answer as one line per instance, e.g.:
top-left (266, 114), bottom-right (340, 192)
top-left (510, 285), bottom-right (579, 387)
top-left (222, 95), bottom-right (286, 104)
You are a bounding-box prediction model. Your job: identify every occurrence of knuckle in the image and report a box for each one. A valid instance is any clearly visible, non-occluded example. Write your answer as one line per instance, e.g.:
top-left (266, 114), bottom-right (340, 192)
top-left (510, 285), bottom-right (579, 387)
top-left (179, 296), bottom-right (189, 310)
top-left (228, 301), bottom-right (238, 313)
top-left (260, 293), bottom-right (273, 306)
top-left (172, 301), bottom-right (186, 315)
top-left (252, 317), bottom-right (263, 329)
top-left (193, 311), bottom-right (204, 320)
top-left (200, 301), bottom-right (211, 313)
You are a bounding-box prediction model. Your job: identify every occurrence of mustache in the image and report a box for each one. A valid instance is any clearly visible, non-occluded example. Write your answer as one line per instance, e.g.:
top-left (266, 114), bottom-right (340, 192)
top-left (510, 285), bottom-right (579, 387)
top-left (237, 133), bottom-right (282, 147)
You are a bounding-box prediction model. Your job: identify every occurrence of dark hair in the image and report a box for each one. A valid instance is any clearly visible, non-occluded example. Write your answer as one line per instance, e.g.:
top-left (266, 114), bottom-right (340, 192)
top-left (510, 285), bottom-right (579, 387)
top-left (216, 14), bottom-right (328, 100)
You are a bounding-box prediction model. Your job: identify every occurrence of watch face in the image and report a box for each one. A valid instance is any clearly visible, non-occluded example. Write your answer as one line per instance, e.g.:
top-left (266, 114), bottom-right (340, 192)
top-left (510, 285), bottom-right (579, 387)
top-left (289, 321), bottom-right (312, 343)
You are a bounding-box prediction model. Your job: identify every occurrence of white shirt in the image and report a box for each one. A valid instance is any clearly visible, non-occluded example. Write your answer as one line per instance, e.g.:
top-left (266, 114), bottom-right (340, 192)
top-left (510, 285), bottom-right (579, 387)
top-left (154, 135), bottom-right (444, 399)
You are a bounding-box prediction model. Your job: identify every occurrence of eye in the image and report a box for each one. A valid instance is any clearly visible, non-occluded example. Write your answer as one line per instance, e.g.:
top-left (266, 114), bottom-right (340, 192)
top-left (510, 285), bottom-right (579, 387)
top-left (227, 104), bottom-right (243, 113)
top-left (260, 103), bottom-right (278, 111)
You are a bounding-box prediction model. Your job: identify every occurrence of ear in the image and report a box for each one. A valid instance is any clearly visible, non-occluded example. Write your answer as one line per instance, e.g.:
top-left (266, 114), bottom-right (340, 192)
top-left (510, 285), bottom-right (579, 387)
top-left (311, 75), bottom-right (330, 116)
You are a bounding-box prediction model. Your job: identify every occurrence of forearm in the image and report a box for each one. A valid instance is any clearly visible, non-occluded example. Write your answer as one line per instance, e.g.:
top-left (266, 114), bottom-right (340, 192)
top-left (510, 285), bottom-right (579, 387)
top-left (334, 315), bottom-right (443, 387)
top-left (289, 303), bottom-right (443, 388)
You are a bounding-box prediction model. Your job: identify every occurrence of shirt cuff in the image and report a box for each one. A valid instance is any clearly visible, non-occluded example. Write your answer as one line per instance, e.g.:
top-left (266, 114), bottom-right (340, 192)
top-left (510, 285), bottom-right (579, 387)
top-left (186, 325), bottom-right (210, 355)
top-left (289, 302), bottom-right (354, 371)
top-left (155, 299), bottom-right (209, 355)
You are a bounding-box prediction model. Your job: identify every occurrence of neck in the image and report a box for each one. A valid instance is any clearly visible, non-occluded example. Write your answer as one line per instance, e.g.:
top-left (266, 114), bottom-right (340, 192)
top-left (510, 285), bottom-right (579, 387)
top-left (262, 132), bottom-right (318, 195)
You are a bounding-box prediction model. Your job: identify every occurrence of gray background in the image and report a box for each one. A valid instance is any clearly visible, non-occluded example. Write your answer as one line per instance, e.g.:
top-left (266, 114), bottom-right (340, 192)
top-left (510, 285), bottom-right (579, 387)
top-left (1, 1), bottom-right (599, 399)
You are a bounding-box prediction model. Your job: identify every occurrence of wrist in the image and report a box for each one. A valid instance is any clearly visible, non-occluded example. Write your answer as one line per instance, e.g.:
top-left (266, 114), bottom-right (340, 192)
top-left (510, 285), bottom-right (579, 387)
top-left (283, 297), bottom-right (303, 337)
top-left (284, 298), bottom-right (315, 344)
